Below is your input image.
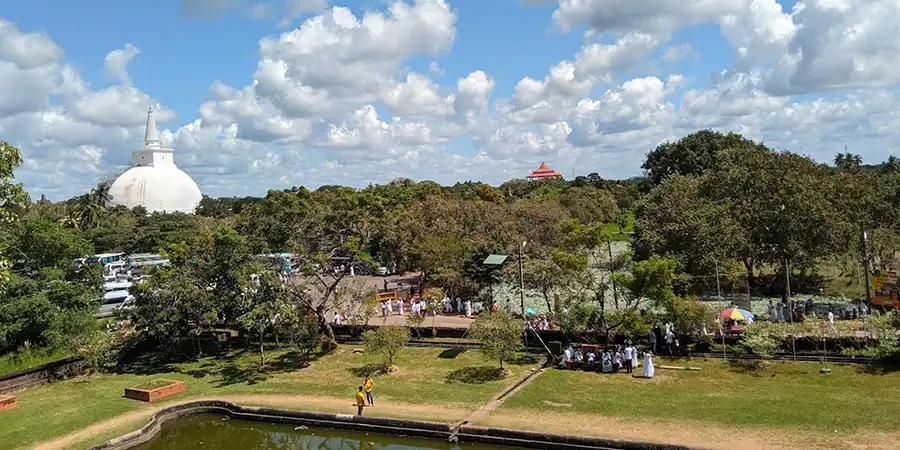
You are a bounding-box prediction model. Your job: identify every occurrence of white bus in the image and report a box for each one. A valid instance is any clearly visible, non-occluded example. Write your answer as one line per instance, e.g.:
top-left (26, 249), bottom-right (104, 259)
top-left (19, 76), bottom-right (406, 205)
top-left (84, 252), bottom-right (127, 265)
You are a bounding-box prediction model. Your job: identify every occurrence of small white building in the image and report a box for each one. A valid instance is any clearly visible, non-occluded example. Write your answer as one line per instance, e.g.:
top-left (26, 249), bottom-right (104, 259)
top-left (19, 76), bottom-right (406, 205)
top-left (108, 106), bottom-right (202, 214)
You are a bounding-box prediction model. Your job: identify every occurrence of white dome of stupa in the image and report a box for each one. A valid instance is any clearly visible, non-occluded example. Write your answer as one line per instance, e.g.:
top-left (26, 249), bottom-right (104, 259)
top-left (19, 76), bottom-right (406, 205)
top-left (108, 107), bottom-right (202, 214)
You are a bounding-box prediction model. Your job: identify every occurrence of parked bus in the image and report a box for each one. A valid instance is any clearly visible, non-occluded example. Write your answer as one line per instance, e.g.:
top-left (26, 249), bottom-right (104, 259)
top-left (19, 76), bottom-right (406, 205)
top-left (84, 252), bottom-right (127, 265)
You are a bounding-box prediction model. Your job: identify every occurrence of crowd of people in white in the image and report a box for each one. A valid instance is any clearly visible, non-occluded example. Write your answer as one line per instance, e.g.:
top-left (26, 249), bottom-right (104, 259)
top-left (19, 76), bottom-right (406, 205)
top-left (562, 342), bottom-right (656, 378)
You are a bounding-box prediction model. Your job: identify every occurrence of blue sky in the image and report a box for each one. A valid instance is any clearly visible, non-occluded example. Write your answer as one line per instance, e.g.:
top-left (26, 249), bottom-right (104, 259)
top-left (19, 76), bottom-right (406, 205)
top-left (1, 0), bottom-right (898, 199)
top-left (4, 0), bottom-right (727, 130)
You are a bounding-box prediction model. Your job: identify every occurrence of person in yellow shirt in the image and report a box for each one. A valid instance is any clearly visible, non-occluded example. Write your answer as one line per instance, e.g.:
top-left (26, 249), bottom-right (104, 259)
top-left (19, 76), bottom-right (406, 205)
top-left (363, 375), bottom-right (375, 406)
top-left (355, 386), bottom-right (366, 416)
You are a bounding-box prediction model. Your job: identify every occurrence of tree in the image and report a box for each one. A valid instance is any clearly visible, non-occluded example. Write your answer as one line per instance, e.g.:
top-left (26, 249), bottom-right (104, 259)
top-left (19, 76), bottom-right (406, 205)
top-left (361, 326), bottom-right (410, 368)
top-left (642, 130), bottom-right (764, 185)
top-left (0, 141), bottom-right (28, 292)
top-left (613, 211), bottom-right (630, 234)
top-left (559, 186), bottom-right (618, 225)
top-left (633, 174), bottom-right (742, 278)
top-left (288, 269), bottom-right (376, 351)
top-left (707, 146), bottom-right (844, 300)
top-left (552, 220), bottom-right (629, 339)
top-left (516, 257), bottom-right (565, 313)
top-left (0, 259), bottom-right (102, 353)
top-left (237, 266), bottom-right (293, 369)
top-left (469, 309), bottom-right (523, 370)
top-left (834, 152), bottom-right (863, 172)
top-left (129, 266), bottom-right (217, 354)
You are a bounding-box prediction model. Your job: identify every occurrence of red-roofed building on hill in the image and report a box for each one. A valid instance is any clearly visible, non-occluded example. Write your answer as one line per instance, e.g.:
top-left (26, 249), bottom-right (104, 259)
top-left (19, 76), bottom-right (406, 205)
top-left (526, 162), bottom-right (563, 180)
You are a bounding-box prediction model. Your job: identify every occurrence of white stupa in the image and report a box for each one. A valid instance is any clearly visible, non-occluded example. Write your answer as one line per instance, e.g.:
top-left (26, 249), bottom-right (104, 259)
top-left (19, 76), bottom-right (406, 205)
top-left (108, 106), bottom-right (203, 214)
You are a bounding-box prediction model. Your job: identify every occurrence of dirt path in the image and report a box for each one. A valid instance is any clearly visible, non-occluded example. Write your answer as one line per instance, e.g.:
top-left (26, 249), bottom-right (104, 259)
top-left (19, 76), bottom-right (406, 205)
top-left (32, 394), bottom-right (472, 450)
top-left (480, 409), bottom-right (900, 450)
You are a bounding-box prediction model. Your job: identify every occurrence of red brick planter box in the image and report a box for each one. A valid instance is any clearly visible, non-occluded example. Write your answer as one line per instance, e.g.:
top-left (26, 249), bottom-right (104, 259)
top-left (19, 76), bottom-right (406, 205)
top-left (124, 379), bottom-right (185, 402)
top-left (0, 395), bottom-right (17, 411)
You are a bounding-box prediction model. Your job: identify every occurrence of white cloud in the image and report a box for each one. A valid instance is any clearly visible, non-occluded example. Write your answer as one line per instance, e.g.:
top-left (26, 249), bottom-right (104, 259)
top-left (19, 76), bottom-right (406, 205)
top-left (103, 43), bottom-right (140, 86)
top-left (2, 0), bottom-right (900, 201)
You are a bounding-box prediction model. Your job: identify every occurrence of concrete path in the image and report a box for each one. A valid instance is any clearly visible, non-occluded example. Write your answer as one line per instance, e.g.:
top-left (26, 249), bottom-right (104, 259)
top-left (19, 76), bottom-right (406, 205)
top-left (447, 358), bottom-right (548, 441)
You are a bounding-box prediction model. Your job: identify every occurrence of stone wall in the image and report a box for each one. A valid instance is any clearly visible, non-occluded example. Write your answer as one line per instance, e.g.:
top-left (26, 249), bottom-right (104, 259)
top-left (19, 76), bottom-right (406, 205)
top-left (0, 356), bottom-right (85, 394)
top-left (89, 400), bottom-right (692, 450)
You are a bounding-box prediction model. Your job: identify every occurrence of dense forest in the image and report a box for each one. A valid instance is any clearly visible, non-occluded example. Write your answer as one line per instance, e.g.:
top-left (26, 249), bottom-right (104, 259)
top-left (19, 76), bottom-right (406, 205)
top-left (1, 130), bottom-right (899, 364)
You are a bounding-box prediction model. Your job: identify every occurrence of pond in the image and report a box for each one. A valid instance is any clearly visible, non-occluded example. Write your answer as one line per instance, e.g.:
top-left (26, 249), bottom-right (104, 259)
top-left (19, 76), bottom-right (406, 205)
top-left (134, 415), bottom-right (516, 450)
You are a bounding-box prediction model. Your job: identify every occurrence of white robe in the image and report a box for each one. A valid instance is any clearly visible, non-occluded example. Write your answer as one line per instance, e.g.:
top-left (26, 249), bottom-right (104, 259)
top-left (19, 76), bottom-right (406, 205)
top-left (601, 353), bottom-right (612, 373)
top-left (397, 299), bottom-right (404, 315)
top-left (457, 298), bottom-right (462, 313)
top-left (386, 300), bottom-right (393, 314)
top-left (642, 353), bottom-right (655, 378)
top-left (465, 301), bottom-right (473, 317)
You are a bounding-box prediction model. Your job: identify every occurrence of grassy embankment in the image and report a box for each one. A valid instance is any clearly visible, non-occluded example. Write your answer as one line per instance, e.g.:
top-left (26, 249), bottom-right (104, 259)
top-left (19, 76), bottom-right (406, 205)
top-left (0, 347), bottom-right (71, 376)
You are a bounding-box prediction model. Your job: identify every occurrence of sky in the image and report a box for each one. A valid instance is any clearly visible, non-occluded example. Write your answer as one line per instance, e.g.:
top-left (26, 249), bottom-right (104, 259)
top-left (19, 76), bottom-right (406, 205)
top-left (1, 0), bottom-right (899, 200)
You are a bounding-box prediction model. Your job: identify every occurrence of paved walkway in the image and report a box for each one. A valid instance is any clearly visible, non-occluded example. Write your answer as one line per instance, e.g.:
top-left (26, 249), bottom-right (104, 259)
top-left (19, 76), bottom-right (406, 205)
top-left (448, 358), bottom-right (549, 441)
top-left (367, 313), bottom-right (475, 328)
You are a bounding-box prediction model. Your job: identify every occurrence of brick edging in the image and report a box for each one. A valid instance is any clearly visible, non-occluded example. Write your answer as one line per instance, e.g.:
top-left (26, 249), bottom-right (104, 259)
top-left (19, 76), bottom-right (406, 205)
top-left (88, 400), bottom-right (693, 450)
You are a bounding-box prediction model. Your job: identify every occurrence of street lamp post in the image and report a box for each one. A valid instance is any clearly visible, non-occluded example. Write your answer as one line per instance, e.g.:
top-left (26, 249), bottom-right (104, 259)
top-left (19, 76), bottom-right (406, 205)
top-left (519, 241), bottom-right (527, 349)
top-left (518, 241), bottom-right (527, 318)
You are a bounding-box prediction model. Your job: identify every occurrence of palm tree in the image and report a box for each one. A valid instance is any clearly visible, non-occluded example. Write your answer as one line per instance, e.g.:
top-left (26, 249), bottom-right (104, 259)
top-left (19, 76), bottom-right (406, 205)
top-left (88, 181), bottom-right (112, 207)
top-left (834, 151), bottom-right (862, 172)
top-left (73, 181), bottom-right (112, 229)
top-left (886, 155), bottom-right (900, 174)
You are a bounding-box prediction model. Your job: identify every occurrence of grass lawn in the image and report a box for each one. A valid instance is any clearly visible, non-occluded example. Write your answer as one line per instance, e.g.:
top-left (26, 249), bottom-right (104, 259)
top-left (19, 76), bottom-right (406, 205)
top-left (0, 345), bottom-right (536, 450)
top-left (0, 347), bottom-right (71, 376)
top-left (490, 357), bottom-right (900, 449)
top-left (601, 212), bottom-right (634, 241)
top-left (129, 379), bottom-right (179, 390)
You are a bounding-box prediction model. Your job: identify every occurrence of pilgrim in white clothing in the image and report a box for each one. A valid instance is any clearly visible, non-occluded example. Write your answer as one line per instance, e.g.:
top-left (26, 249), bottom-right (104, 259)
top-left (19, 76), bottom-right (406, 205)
top-left (642, 352), bottom-right (655, 378)
top-left (397, 298), bottom-right (404, 315)
top-left (601, 351), bottom-right (613, 373)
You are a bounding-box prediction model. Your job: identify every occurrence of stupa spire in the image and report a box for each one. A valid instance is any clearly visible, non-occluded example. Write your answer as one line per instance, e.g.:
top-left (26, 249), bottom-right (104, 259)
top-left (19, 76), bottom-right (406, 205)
top-left (144, 105), bottom-right (161, 148)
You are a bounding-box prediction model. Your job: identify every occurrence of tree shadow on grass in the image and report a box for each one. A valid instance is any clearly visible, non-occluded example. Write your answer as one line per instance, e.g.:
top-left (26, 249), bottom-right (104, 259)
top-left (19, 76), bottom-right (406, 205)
top-left (445, 366), bottom-right (508, 384)
top-left (438, 348), bottom-right (466, 359)
top-left (855, 363), bottom-right (899, 375)
top-left (725, 359), bottom-right (772, 377)
top-left (348, 362), bottom-right (392, 378)
top-left (213, 362), bottom-right (269, 387)
top-left (116, 349), bottom-right (193, 376)
top-left (508, 354), bottom-right (539, 365)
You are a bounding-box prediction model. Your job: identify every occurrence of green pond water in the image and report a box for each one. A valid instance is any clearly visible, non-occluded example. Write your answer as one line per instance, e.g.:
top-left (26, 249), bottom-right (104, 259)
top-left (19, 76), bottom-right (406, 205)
top-left (134, 415), bottom-right (516, 450)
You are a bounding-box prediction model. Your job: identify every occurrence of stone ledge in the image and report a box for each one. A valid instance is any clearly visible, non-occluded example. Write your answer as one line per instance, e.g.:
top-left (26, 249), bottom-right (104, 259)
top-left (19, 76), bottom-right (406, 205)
top-left (88, 399), bottom-right (693, 450)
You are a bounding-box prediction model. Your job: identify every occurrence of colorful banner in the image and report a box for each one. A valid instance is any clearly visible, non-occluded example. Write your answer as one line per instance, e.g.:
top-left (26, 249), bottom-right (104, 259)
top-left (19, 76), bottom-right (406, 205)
top-left (872, 270), bottom-right (899, 307)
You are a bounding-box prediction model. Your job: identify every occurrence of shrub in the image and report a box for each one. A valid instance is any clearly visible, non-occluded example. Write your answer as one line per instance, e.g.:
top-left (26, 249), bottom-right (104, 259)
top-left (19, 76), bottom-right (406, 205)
top-left (362, 326), bottom-right (410, 367)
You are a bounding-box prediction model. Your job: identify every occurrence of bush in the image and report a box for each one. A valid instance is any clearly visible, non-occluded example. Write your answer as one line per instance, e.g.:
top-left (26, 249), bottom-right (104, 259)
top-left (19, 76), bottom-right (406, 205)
top-left (740, 322), bottom-right (782, 358)
top-left (362, 326), bottom-right (410, 367)
top-left (78, 330), bottom-right (122, 373)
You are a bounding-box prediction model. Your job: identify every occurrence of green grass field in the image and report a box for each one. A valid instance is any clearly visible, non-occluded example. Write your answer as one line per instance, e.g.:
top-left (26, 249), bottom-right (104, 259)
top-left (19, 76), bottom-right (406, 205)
top-left (4, 344), bottom-right (899, 450)
top-left (0, 345), bottom-right (535, 450)
top-left (499, 357), bottom-right (900, 432)
top-left (602, 212), bottom-right (634, 241)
